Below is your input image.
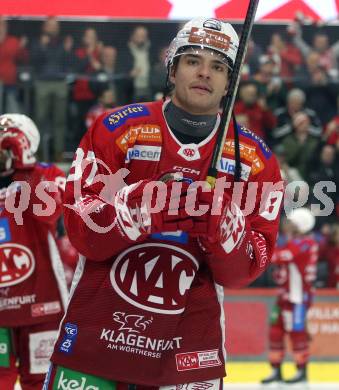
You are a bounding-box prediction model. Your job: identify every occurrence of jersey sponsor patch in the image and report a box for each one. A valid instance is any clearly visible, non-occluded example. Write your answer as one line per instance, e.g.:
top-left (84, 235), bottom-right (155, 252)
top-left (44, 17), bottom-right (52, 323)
top-left (223, 139), bottom-right (264, 175)
top-left (175, 349), bottom-right (221, 371)
top-left (0, 328), bottom-right (11, 367)
top-left (53, 365), bottom-right (115, 390)
top-left (125, 145), bottom-right (161, 163)
top-left (0, 218), bottom-right (11, 244)
top-left (238, 125), bottom-right (272, 159)
top-left (160, 379), bottom-right (221, 390)
top-left (110, 243), bottom-right (199, 314)
top-left (31, 301), bottom-right (61, 317)
top-left (217, 157), bottom-right (251, 181)
top-left (29, 330), bottom-right (58, 374)
top-left (103, 104), bottom-right (150, 132)
top-left (59, 323), bottom-right (78, 355)
top-left (0, 243), bottom-right (35, 288)
top-left (100, 311), bottom-right (182, 359)
top-left (116, 125), bottom-right (162, 153)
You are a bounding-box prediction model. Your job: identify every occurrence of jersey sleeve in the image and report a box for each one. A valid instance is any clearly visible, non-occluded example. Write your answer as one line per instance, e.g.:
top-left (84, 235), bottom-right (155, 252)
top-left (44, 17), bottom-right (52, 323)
top-left (63, 114), bottom-right (144, 261)
top-left (25, 164), bottom-right (66, 226)
top-left (203, 151), bottom-right (284, 288)
top-left (272, 243), bottom-right (298, 264)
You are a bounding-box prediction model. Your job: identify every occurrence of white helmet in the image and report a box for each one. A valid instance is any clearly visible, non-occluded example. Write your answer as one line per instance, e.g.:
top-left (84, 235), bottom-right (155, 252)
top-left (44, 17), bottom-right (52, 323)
top-left (287, 208), bottom-right (315, 234)
top-left (0, 113), bottom-right (40, 154)
top-left (165, 17), bottom-right (239, 70)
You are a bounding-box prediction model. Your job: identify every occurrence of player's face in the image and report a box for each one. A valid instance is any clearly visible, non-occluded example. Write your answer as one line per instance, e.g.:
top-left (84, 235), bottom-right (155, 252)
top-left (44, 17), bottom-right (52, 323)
top-left (170, 49), bottom-right (229, 115)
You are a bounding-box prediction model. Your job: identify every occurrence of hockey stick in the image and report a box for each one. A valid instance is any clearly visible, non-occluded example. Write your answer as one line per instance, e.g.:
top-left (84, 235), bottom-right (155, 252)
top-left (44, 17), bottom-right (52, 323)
top-left (206, 0), bottom-right (259, 188)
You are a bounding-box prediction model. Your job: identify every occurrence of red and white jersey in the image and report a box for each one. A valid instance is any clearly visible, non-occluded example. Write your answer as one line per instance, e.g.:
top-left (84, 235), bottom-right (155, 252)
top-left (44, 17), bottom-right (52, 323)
top-left (272, 237), bottom-right (319, 304)
top-left (0, 163), bottom-right (68, 327)
top-left (51, 100), bottom-right (283, 385)
top-left (85, 104), bottom-right (111, 130)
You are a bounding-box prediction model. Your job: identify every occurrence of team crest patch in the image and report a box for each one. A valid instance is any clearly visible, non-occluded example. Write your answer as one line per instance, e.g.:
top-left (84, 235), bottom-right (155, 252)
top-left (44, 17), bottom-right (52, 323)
top-left (103, 104), bottom-right (150, 132)
top-left (238, 125), bottom-right (272, 159)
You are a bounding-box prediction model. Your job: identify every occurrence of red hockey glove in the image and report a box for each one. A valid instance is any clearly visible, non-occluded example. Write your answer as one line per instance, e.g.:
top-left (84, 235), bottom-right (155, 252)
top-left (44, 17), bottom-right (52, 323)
top-left (114, 172), bottom-right (196, 241)
top-left (0, 128), bottom-right (36, 170)
top-left (194, 186), bottom-right (247, 254)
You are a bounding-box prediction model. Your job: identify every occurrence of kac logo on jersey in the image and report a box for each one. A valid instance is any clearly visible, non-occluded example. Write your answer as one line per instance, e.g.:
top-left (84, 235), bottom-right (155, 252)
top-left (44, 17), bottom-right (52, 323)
top-left (177, 144), bottom-right (200, 161)
top-left (0, 243), bottom-right (35, 288)
top-left (110, 243), bottom-right (199, 314)
top-left (103, 104), bottom-right (150, 132)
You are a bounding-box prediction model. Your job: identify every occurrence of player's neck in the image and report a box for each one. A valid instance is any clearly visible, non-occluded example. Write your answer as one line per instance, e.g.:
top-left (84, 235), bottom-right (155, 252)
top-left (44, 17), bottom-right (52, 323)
top-left (164, 101), bottom-right (217, 138)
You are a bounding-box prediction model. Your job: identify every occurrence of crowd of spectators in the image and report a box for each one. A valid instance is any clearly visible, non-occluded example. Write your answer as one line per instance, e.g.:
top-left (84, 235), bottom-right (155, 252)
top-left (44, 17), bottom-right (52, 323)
top-left (0, 15), bottom-right (338, 288)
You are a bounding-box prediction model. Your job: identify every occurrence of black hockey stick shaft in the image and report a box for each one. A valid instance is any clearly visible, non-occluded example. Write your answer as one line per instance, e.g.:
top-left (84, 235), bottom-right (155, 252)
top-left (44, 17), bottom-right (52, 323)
top-left (206, 0), bottom-right (259, 188)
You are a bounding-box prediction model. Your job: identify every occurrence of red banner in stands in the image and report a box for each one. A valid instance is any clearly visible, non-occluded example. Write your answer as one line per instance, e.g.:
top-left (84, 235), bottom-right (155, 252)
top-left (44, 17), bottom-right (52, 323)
top-left (1, 0), bottom-right (338, 22)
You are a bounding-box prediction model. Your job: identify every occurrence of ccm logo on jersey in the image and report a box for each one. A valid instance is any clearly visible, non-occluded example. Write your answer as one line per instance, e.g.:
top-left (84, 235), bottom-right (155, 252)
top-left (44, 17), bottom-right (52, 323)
top-left (110, 243), bottom-right (199, 314)
top-left (125, 145), bottom-right (161, 163)
top-left (177, 144), bottom-right (200, 161)
top-left (173, 166), bottom-right (200, 175)
top-left (217, 157), bottom-right (251, 181)
top-left (0, 243), bottom-right (35, 288)
top-left (103, 104), bottom-right (150, 132)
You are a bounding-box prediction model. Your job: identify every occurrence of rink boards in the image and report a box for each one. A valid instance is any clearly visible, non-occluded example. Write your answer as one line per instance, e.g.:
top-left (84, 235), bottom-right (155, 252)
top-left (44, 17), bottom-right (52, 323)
top-left (224, 362), bottom-right (339, 384)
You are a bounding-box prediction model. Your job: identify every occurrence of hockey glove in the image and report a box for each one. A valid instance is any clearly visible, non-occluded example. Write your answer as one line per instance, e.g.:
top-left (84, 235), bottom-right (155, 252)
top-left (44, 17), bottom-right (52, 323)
top-left (0, 128), bottom-right (36, 170)
top-left (114, 172), bottom-right (195, 241)
top-left (194, 187), bottom-right (246, 254)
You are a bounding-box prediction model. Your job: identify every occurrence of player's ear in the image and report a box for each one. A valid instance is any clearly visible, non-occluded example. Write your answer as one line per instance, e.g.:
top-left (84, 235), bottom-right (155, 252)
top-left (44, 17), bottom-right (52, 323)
top-left (169, 66), bottom-right (176, 84)
top-left (223, 79), bottom-right (229, 96)
top-left (169, 58), bottom-right (179, 84)
top-left (224, 67), bottom-right (232, 95)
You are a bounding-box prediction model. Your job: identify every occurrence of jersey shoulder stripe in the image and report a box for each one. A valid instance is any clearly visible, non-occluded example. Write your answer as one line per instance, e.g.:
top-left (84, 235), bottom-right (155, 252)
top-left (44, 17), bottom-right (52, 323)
top-left (237, 125), bottom-right (272, 159)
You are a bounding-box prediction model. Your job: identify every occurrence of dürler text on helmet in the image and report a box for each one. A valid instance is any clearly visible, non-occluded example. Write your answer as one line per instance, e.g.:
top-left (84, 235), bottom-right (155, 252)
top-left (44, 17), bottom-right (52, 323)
top-left (165, 17), bottom-right (239, 70)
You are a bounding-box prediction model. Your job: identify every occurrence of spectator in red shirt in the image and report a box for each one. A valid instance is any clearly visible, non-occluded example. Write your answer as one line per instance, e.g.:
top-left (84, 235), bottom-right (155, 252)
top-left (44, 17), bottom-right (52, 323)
top-left (292, 25), bottom-right (339, 80)
top-left (323, 95), bottom-right (339, 150)
top-left (0, 17), bottom-right (28, 112)
top-left (234, 81), bottom-right (276, 141)
top-left (267, 32), bottom-right (303, 82)
top-left (72, 27), bottom-right (103, 145)
top-left (85, 88), bottom-right (116, 130)
top-left (320, 224), bottom-right (339, 288)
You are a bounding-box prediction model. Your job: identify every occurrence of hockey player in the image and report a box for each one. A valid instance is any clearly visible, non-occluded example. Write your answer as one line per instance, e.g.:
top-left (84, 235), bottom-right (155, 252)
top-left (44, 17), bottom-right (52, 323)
top-left (261, 207), bottom-right (318, 385)
top-left (0, 114), bottom-right (68, 390)
top-left (46, 17), bottom-right (283, 389)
